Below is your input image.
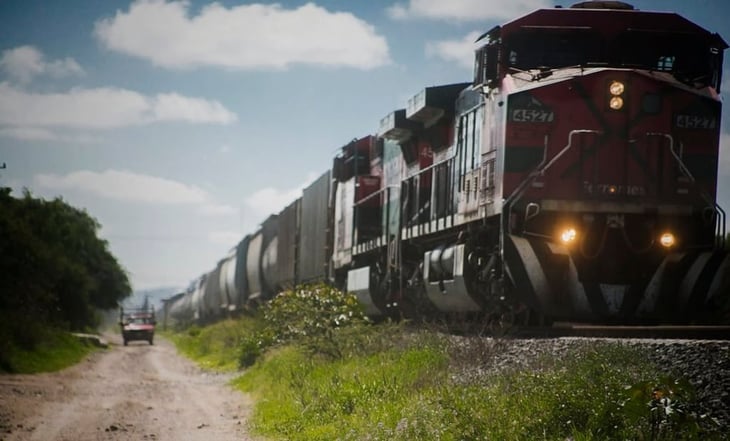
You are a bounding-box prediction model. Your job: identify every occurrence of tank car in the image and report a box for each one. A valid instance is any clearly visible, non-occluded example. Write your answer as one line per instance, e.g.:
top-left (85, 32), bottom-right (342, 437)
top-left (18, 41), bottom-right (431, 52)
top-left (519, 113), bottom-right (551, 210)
top-left (339, 1), bottom-right (729, 324)
top-left (166, 275), bottom-right (207, 325)
top-left (164, 286), bottom-right (194, 326)
top-left (164, 169), bottom-right (334, 325)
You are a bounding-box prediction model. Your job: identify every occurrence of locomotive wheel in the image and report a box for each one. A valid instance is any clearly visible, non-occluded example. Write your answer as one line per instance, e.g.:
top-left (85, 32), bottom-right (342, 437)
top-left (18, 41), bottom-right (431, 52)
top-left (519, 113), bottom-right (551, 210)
top-left (488, 310), bottom-right (516, 336)
top-left (517, 306), bottom-right (552, 327)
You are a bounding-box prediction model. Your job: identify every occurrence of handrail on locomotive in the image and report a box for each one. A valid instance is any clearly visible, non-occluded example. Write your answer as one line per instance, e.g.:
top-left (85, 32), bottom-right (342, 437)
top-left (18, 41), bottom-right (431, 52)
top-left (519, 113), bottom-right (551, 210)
top-left (643, 132), bottom-right (726, 248)
top-left (503, 129), bottom-right (604, 235)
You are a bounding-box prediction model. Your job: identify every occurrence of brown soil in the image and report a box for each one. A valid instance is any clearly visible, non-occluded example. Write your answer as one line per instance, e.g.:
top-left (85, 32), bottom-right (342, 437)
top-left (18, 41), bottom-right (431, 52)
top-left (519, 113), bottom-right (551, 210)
top-left (0, 333), bottom-right (259, 441)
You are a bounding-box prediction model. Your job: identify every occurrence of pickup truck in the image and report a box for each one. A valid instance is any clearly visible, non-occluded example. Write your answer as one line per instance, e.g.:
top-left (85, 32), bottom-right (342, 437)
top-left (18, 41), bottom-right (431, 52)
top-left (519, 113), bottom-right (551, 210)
top-left (119, 308), bottom-right (156, 346)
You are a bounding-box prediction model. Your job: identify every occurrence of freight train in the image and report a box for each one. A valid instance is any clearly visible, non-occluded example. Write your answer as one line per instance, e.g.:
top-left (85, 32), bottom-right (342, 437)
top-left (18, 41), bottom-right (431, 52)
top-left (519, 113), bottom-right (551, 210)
top-left (164, 1), bottom-right (730, 327)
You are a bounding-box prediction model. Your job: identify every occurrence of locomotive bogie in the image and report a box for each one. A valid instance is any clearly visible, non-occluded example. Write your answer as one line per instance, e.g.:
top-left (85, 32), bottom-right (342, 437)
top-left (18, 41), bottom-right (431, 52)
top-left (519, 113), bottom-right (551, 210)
top-left (346, 266), bottom-right (385, 316)
top-left (423, 244), bottom-right (481, 313)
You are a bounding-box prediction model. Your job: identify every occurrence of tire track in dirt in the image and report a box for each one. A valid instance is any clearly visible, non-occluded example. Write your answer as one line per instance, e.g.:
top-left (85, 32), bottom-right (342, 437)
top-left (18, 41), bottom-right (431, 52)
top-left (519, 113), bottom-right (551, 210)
top-left (0, 334), bottom-right (258, 441)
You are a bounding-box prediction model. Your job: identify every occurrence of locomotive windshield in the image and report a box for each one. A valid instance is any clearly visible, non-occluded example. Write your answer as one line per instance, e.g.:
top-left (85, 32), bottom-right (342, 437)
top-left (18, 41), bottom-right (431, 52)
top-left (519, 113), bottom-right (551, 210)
top-left (504, 28), bottom-right (724, 90)
top-left (505, 28), bottom-right (604, 70)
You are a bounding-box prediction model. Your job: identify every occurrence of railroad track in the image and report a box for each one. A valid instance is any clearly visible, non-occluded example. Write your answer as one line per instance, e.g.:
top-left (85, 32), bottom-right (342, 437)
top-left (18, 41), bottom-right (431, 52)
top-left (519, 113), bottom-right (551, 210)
top-left (509, 323), bottom-right (730, 340)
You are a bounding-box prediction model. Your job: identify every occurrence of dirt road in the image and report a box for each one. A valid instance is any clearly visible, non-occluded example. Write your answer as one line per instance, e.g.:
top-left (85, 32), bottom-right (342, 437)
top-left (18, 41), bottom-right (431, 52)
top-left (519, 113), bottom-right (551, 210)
top-left (0, 334), bottom-right (258, 441)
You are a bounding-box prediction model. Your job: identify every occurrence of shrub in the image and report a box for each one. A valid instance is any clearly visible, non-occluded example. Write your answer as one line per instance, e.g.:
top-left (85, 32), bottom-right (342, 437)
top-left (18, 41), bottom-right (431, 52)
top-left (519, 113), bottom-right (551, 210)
top-left (264, 283), bottom-right (368, 339)
top-left (238, 283), bottom-right (370, 366)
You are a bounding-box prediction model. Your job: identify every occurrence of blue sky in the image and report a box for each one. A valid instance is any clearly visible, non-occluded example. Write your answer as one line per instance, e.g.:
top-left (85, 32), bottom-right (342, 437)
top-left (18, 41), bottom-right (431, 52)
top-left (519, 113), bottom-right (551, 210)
top-left (1, 0), bottom-right (729, 290)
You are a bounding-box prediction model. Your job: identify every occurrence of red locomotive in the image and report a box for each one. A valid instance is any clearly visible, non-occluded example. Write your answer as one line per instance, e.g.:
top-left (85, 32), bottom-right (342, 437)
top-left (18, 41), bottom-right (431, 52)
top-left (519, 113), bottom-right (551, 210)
top-left (338, 1), bottom-right (729, 324)
top-left (166, 1), bottom-right (729, 327)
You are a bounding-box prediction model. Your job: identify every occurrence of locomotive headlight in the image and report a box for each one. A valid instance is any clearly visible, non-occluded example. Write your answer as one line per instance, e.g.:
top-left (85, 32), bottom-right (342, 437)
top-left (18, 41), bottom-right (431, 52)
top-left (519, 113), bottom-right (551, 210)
top-left (560, 228), bottom-right (578, 244)
top-left (609, 96), bottom-right (624, 110)
top-left (608, 81), bottom-right (625, 110)
top-left (609, 81), bottom-right (625, 96)
top-left (659, 232), bottom-right (676, 248)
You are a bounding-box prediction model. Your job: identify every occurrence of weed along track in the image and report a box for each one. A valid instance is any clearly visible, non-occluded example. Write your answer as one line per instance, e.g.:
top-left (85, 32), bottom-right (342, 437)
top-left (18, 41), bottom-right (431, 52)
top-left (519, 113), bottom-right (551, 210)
top-left (446, 334), bottom-right (730, 426)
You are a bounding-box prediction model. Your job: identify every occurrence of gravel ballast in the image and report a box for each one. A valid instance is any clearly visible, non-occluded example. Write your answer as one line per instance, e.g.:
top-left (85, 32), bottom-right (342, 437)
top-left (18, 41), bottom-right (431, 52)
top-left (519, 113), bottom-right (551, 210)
top-left (446, 336), bottom-right (730, 430)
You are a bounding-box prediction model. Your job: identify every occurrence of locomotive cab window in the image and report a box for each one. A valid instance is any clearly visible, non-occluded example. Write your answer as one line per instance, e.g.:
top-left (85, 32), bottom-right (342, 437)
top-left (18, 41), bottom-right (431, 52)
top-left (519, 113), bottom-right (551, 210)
top-left (656, 55), bottom-right (675, 72)
top-left (618, 30), bottom-right (722, 89)
top-left (502, 27), bottom-right (724, 91)
top-left (474, 43), bottom-right (499, 87)
top-left (504, 28), bottom-right (605, 71)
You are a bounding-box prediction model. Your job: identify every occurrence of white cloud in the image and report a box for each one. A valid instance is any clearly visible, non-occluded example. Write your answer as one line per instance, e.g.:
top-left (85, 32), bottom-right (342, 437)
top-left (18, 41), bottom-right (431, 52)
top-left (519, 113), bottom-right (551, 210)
top-left (200, 203), bottom-right (237, 216)
top-left (35, 169), bottom-right (210, 205)
top-left (387, 0), bottom-right (551, 22)
top-left (245, 186), bottom-right (303, 219)
top-left (426, 31), bottom-right (481, 69)
top-left (0, 45), bottom-right (84, 83)
top-left (151, 92), bottom-right (237, 124)
top-left (0, 126), bottom-right (59, 141)
top-left (95, 0), bottom-right (390, 71)
top-left (244, 172), bottom-right (319, 220)
top-left (0, 82), bottom-right (236, 131)
top-left (34, 169), bottom-right (239, 220)
top-left (0, 126), bottom-right (101, 143)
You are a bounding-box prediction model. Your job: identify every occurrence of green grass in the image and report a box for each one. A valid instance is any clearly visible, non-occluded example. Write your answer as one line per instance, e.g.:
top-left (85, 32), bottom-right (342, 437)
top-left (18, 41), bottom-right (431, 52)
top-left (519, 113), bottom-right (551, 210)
top-left (231, 335), bottom-right (723, 441)
top-left (165, 286), bottom-right (724, 440)
top-left (164, 318), bottom-right (260, 372)
top-left (233, 341), bottom-right (448, 440)
top-left (1, 330), bottom-right (97, 374)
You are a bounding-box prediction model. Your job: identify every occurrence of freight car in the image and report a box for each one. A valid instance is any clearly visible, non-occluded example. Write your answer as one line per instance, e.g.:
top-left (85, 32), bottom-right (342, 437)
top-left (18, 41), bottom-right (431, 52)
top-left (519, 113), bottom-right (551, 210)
top-left (165, 1), bottom-right (729, 327)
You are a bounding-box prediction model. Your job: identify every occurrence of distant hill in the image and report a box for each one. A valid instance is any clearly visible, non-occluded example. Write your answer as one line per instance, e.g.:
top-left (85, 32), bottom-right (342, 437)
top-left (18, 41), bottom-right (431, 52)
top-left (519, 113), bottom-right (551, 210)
top-left (122, 286), bottom-right (183, 311)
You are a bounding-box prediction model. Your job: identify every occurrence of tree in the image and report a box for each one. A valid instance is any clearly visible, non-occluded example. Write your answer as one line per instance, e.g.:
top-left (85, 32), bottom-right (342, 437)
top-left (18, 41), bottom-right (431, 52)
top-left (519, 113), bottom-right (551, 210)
top-left (0, 188), bottom-right (131, 351)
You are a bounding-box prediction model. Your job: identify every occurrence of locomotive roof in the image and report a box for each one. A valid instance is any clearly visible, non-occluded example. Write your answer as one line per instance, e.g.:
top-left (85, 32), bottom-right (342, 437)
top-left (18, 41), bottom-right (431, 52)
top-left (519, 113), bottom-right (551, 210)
top-left (498, 7), bottom-right (727, 49)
